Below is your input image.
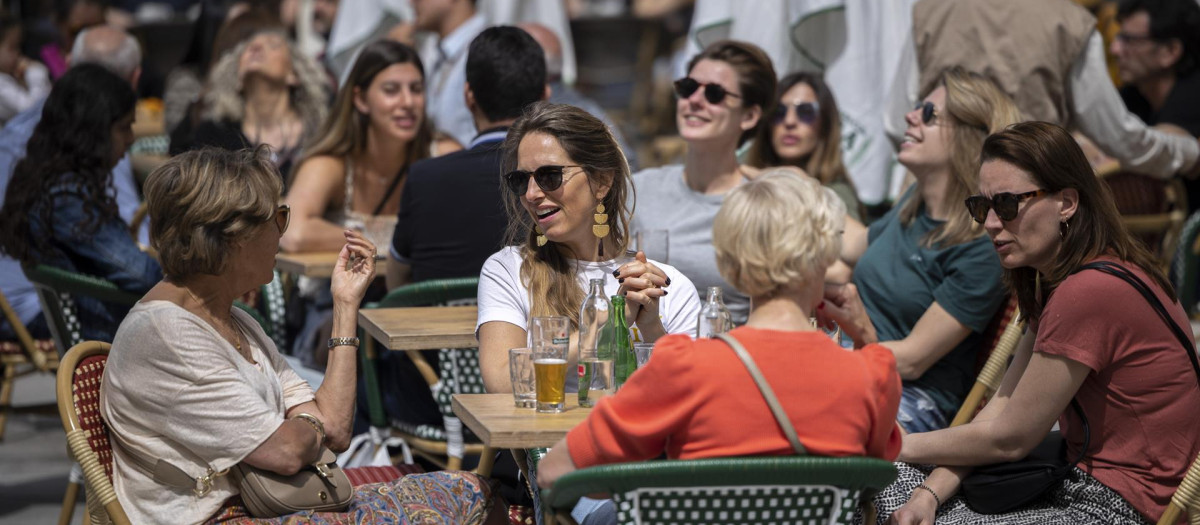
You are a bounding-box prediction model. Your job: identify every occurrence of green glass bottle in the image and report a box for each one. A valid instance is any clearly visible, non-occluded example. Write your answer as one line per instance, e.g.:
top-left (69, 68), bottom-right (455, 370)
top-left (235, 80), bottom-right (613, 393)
top-left (610, 295), bottom-right (636, 388)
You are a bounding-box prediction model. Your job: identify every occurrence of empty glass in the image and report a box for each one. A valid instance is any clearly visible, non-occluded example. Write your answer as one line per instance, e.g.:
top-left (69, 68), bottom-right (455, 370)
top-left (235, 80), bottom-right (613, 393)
top-left (633, 342), bottom-right (654, 369)
top-left (508, 347), bottom-right (536, 408)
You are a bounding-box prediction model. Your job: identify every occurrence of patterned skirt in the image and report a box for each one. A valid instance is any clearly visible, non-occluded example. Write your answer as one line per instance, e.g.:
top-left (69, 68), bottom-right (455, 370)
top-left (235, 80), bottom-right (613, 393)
top-left (205, 471), bottom-right (493, 525)
top-left (865, 462), bottom-right (1151, 525)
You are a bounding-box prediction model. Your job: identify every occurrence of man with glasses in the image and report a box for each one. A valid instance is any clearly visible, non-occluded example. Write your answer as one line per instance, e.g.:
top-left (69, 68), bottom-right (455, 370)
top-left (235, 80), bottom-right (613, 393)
top-left (1113, 0), bottom-right (1200, 153)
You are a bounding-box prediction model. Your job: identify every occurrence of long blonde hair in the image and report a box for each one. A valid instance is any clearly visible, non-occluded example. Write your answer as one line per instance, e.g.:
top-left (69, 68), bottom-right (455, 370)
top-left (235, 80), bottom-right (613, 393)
top-left (501, 102), bottom-right (633, 328)
top-left (899, 67), bottom-right (1021, 248)
top-left (298, 40), bottom-right (432, 172)
top-left (202, 30), bottom-right (329, 140)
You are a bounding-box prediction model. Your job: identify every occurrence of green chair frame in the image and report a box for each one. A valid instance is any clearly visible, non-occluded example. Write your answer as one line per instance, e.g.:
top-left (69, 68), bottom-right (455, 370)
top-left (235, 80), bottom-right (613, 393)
top-left (361, 277), bottom-right (490, 471)
top-left (1171, 210), bottom-right (1200, 318)
top-left (23, 264), bottom-right (141, 357)
top-left (541, 456), bottom-right (898, 525)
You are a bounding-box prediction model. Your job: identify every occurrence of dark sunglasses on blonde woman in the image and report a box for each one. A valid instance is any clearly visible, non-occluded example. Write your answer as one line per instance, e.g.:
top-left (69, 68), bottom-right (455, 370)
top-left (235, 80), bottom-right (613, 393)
top-left (964, 190), bottom-right (1048, 224)
top-left (673, 77), bottom-right (743, 105)
top-left (504, 165), bottom-right (586, 196)
top-left (914, 101), bottom-right (941, 125)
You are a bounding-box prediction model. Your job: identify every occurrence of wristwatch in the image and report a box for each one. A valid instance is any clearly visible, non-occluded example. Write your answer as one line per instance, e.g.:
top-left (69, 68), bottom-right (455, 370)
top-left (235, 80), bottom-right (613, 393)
top-left (327, 337), bottom-right (360, 349)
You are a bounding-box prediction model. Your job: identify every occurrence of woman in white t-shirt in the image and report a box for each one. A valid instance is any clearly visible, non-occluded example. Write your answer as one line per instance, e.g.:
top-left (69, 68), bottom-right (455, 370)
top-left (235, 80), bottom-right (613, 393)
top-left (477, 102), bottom-right (701, 393)
top-left (101, 147), bottom-right (494, 524)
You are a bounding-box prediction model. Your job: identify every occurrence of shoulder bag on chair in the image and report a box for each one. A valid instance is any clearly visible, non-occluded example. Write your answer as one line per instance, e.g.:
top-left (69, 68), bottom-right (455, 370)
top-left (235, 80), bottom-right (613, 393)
top-left (715, 333), bottom-right (807, 455)
top-left (121, 437), bottom-right (353, 518)
top-left (962, 261), bottom-right (1200, 514)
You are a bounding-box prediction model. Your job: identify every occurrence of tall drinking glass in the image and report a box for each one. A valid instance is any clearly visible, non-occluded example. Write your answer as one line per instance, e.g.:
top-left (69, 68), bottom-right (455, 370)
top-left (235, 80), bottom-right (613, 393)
top-left (508, 347), bottom-right (536, 408)
top-left (531, 316), bottom-right (570, 413)
top-left (636, 230), bottom-right (669, 264)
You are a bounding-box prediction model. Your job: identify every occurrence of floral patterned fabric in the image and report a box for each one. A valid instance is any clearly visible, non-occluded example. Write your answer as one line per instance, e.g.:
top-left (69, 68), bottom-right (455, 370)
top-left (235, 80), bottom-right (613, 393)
top-left (205, 471), bottom-right (492, 525)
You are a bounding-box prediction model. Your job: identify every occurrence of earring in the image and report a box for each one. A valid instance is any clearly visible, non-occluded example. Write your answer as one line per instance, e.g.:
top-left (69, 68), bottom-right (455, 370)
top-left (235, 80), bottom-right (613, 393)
top-left (1035, 271), bottom-right (1042, 302)
top-left (1060, 218), bottom-right (1070, 239)
top-left (535, 225), bottom-right (547, 247)
top-left (593, 203), bottom-right (609, 257)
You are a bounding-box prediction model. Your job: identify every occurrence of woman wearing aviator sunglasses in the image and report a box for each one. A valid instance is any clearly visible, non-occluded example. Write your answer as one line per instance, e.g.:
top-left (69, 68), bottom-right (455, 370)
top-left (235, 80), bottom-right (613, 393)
top-left (823, 68), bottom-right (1018, 434)
top-left (476, 102), bottom-right (701, 396)
top-left (747, 72), bottom-right (865, 221)
top-left (875, 121), bottom-right (1200, 525)
top-left (630, 40), bottom-right (776, 327)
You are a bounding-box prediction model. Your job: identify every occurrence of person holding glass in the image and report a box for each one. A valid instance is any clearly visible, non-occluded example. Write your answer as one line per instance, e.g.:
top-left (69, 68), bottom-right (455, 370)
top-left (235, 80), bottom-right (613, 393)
top-left (476, 102), bottom-right (702, 396)
top-left (747, 71), bottom-right (865, 221)
top-left (830, 67), bottom-right (1017, 433)
top-left (537, 169), bottom-right (903, 525)
top-left (629, 40), bottom-right (777, 326)
top-left (865, 122), bottom-right (1200, 525)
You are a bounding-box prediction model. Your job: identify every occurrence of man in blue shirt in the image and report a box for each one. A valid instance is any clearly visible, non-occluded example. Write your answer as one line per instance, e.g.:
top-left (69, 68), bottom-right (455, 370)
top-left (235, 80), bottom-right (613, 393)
top-left (0, 25), bottom-right (144, 340)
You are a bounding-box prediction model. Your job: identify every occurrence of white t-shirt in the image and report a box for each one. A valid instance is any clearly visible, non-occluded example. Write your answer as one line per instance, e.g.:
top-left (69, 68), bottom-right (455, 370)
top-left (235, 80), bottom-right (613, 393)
top-left (100, 301), bottom-right (315, 525)
top-left (477, 246), bottom-right (703, 389)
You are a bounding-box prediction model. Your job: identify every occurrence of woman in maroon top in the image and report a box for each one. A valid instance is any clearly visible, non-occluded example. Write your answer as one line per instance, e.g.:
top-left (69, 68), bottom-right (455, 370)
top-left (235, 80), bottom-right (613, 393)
top-left (868, 121), bottom-right (1200, 524)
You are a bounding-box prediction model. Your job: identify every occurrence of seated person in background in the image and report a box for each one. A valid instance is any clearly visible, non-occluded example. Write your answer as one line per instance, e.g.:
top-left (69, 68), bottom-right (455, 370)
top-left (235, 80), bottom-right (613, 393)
top-left (102, 146), bottom-right (495, 525)
top-left (170, 27), bottom-right (329, 184)
top-left (836, 67), bottom-right (1015, 433)
top-left (0, 64), bottom-right (160, 342)
top-left (477, 101), bottom-right (701, 395)
top-left (283, 39), bottom-right (433, 254)
top-left (386, 25), bottom-right (546, 290)
top-left (0, 16), bottom-right (50, 124)
top-left (537, 169), bottom-right (903, 522)
top-left (747, 71), bottom-right (864, 221)
top-left (871, 121), bottom-right (1200, 525)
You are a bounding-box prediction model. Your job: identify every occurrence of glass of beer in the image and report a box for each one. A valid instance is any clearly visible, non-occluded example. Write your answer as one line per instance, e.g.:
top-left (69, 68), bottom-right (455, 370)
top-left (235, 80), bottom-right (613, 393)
top-left (531, 316), bottom-right (570, 413)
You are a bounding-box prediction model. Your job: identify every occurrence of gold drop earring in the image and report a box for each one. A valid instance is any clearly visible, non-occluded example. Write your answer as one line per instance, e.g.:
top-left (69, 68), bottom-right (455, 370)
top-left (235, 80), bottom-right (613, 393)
top-left (592, 203), bottom-right (609, 257)
top-left (535, 225), bottom-right (547, 247)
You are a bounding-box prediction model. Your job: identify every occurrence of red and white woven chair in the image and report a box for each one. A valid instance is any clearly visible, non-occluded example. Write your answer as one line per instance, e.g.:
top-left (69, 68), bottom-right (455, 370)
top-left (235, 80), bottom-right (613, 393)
top-left (0, 288), bottom-right (58, 442)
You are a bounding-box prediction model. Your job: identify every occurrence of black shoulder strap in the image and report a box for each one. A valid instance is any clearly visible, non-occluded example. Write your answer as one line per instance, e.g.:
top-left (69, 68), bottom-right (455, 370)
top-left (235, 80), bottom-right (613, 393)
top-left (371, 163), bottom-right (410, 217)
top-left (1075, 261), bottom-right (1200, 389)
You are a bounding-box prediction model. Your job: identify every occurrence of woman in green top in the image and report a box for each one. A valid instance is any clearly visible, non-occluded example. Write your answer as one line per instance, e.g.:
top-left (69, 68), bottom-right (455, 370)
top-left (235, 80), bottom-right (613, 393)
top-left (747, 72), bottom-right (864, 221)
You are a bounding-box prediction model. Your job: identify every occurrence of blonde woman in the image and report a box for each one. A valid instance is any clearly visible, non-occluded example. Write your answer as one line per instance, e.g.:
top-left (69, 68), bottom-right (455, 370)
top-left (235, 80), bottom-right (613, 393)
top-left (281, 40), bottom-right (433, 253)
top-left (170, 28), bottom-right (329, 182)
top-left (537, 169), bottom-right (903, 524)
top-left (832, 67), bottom-right (1020, 433)
top-left (476, 102), bottom-right (701, 394)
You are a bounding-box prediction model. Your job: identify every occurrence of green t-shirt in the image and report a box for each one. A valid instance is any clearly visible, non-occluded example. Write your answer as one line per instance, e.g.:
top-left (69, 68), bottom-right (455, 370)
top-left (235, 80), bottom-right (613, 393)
top-left (853, 195), bottom-right (1006, 415)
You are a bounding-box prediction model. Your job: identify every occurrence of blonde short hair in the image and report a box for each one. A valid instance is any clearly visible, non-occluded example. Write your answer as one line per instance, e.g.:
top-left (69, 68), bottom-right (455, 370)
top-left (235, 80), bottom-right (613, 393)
top-left (713, 168), bottom-right (845, 298)
top-left (144, 147), bottom-right (282, 279)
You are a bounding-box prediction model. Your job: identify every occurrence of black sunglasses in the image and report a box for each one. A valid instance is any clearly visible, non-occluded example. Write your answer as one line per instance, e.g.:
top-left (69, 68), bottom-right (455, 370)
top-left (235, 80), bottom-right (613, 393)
top-left (915, 101), bottom-right (939, 125)
top-left (674, 77), bottom-right (743, 105)
top-left (504, 165), bottom-right (586, 196)
top-left (964, 190), bottom-right (1048, 224)
top-left (773, 101), bottom-right (820, 125)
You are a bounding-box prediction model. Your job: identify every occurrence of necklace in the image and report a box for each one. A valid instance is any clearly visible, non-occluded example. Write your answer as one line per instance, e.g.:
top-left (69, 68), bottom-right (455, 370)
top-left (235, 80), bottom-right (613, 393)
top-left (183, 286), bottom-right (246, 355)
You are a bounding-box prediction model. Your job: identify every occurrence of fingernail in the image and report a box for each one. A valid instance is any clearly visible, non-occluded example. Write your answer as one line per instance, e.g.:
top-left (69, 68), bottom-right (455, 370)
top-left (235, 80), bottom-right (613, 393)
top-left (618, 278), bottom-right (624, 283)
top-left (665, 278), bottom-right (672, 286)
top-left (612, 270), bottom-right (620, 277)
top-left (817, 301), bottom-right (825, 309)
top-left (621, 290), bottom-right (627, 296)
top-left (663, 290), bottom-right (668, 295)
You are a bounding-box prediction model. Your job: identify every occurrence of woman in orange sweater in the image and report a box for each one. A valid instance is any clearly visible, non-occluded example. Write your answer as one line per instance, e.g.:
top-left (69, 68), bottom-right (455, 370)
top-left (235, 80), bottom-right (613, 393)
top-left (537, 168), bottom-right (904, 521)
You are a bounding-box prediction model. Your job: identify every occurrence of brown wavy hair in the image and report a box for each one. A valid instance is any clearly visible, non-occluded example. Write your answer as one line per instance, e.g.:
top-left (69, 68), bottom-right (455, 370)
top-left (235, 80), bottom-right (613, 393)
top-left (685, 40), bottom-right (777, 146)
top-left (899, 67), bottom-right (1021, 249)
top-left (980, 121), bottom-right (1174, 322)
top-left (501, 102), bottom-right (632, 328)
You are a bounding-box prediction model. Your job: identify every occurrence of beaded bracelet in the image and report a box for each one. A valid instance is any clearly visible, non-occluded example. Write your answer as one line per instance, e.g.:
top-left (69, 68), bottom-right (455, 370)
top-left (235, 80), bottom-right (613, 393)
top-left (293, 413), bottom-right (326, 445)
top-left (914, 484), bottom-right (943, 507)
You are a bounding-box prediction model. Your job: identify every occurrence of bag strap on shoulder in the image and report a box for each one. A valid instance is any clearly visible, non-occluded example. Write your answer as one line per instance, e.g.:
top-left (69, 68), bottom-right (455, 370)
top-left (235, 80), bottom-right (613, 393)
top-left (715, 333), bottom-right (807, 455)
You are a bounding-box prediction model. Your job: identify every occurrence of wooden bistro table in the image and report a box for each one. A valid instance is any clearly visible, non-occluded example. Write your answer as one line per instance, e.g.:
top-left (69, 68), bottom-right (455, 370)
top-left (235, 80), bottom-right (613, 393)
top-left (275, 252), bottom-right (388, 279)
top-left (451, 393), bottom-right (592, 449)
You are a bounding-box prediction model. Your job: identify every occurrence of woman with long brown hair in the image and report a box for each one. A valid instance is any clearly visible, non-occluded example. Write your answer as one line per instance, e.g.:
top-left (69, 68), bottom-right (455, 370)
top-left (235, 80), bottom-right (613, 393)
top-left (872, 121), bottom-right (1200, 525)
top-left (476, 102), bottom-right (701, 394)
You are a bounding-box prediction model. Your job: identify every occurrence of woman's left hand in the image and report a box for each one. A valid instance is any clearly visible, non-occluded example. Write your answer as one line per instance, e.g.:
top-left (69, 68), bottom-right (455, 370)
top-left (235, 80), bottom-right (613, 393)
top-left (331, 230), bottom-right (377, 306)
top-left (616, 251), bottom-right (669, 340)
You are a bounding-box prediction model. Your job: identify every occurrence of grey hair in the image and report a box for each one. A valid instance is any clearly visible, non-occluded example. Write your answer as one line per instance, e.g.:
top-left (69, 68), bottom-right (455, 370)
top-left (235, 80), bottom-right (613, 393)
top-left (69, 27), bottom-right (142, 81)
top-left (202, 31), bottom-right (329, 133)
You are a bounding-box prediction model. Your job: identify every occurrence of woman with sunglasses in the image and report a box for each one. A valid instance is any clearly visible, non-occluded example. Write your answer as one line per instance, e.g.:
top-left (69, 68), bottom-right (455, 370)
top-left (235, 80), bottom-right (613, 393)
top-left (0, 64), bottom-right (161, 342)
top-left (874, 121), bottom-right (1200, 525)
top-left (747, 72), bottom-right (865, 221)
top-left (101, 147), bottom-right (497, 524)
top-left (630, 40), bottom-right (776, 327)
top-left (827, 68), bottom-right (1018, 433)
top-left (476, 102), bottom-right (701, 395)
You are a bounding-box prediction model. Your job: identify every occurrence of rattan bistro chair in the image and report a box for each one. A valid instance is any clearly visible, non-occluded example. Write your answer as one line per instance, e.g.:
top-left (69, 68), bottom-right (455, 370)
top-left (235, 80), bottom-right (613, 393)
top-left (950, 298), bottom-right (1026, 427)
top-left (540, 456), bottom-right (898, 525)
top-left (1159, 453), bottom-right (1200, 525)
top-left (361, 277), bottom-right (492, 472)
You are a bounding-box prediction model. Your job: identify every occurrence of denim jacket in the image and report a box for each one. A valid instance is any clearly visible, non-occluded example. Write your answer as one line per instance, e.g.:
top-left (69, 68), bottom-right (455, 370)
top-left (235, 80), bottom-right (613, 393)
top-left (29, 183), bottom-right (161, 341)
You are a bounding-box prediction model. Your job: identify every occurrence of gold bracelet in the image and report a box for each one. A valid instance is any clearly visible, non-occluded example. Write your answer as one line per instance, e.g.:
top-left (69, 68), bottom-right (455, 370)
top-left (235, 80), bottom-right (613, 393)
top-left (292, 413), bottom-right (325, 445)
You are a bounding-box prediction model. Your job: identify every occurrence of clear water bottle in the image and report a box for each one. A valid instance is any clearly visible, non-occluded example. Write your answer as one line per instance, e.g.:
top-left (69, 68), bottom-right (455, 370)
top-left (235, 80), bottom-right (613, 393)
top-left (578, 279), bottom-right (614, 407)
top-left (696, 286), bottom-right (733, 338)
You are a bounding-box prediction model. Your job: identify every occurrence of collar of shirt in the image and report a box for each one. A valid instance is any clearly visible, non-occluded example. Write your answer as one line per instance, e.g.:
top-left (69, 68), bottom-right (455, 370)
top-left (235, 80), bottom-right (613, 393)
top-left (469, 127), bottom-right (509, 148)
top-left (436, 14), bottom-right (487, 70)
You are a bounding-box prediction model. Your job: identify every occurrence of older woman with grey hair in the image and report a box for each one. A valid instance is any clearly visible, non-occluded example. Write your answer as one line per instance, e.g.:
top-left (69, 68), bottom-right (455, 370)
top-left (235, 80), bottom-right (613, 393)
top-left (100, 147), bottom-right (494, 525)
top-left (537, 168), bottom-right (903, 524)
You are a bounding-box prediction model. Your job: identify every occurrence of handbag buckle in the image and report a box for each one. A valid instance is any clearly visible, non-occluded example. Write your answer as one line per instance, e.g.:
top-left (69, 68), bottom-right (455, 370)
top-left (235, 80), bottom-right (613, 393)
top-left (193, 467), bottom-right (229, 497)
top-left (313, 462), bottom-right (337, 488)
